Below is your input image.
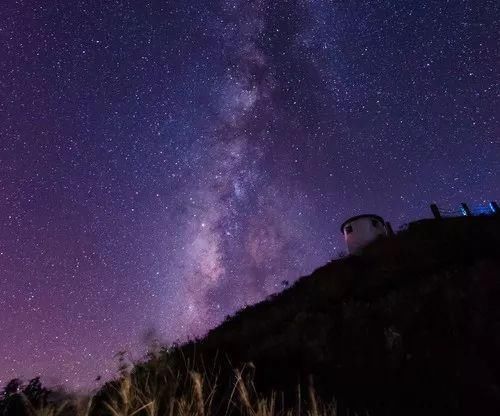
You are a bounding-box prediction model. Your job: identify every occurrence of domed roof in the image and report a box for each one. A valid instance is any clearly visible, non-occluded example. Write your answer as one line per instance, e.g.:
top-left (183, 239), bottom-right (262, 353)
top-left (340, 214), bottom-right (385, 233)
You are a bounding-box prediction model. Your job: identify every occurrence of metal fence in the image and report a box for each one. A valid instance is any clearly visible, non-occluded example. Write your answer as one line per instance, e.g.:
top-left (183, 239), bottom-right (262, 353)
top-left (470, 203), bottom-right (496, 216)
top-left (431, 201), bottom-right (499, 219)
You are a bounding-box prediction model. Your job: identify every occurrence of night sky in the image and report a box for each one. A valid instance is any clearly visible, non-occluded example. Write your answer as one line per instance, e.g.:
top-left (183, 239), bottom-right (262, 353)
top-left (1, 0), bottom-right (498, 388)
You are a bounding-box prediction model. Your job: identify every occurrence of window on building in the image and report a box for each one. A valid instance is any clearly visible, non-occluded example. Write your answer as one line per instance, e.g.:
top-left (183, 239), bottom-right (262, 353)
top-left (345, 225), bottom-right (353, 234)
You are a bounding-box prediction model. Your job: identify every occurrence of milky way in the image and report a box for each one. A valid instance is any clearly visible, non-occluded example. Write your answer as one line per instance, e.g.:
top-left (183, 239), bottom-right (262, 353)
top-left (0, 1), bottom-right (498, 388)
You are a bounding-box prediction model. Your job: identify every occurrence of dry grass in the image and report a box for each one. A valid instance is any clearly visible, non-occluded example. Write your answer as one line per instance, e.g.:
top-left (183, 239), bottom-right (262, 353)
top-left (23, 366), bottom-right (339, 416)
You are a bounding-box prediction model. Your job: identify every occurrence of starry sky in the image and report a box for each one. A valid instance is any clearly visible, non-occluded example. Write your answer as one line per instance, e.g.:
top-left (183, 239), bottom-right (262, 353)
top-left (0, 0), bottom-right (498, 389)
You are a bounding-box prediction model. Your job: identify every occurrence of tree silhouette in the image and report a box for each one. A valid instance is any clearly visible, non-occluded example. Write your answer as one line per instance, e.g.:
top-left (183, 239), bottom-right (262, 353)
top-left (0, 377), bottom-right (50, 415)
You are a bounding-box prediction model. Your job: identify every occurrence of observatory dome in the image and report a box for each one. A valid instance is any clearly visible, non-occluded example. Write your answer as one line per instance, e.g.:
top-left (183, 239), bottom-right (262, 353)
top-left (340, 214), bottom-right (387, 254)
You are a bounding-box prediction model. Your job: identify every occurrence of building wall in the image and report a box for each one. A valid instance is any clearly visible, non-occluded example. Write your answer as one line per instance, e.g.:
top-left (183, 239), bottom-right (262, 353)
top-left (344, 217), bottom-right (386, 254)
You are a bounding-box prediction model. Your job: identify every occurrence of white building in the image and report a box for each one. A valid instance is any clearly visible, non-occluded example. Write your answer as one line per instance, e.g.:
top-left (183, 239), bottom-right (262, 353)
top-left (340, 214), bottom-right (387, 254)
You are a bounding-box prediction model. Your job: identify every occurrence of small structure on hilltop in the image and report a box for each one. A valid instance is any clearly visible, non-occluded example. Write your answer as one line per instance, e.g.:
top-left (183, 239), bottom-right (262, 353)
top-left (341, 214), bottom-right (388, 254)
top-left (340, 201), bottom-right (499, 255)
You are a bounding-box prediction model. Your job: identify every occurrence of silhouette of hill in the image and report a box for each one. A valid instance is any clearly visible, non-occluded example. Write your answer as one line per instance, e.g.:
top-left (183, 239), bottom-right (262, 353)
top-left (3, 214), bottom-right (500, 415)
top-left (162, 214), bottom-right (500, 415)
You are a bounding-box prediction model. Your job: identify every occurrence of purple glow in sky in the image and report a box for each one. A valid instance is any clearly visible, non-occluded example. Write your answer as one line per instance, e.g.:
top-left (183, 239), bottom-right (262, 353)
top-left (0, 0), bottom-right (498, 388)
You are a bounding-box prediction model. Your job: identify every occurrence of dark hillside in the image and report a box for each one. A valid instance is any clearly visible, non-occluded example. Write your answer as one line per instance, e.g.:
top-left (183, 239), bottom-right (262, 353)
top-left (89, 215), bottom-right (500, 416)
top-left (185, 215), bottom-right (500, 415)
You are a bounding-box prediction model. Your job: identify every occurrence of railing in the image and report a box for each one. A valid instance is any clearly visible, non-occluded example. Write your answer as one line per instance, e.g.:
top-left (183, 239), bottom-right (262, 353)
top-left (470, 203), bottom-right (495, 216)
top-left (430, 201), bottom-right (499, 219)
